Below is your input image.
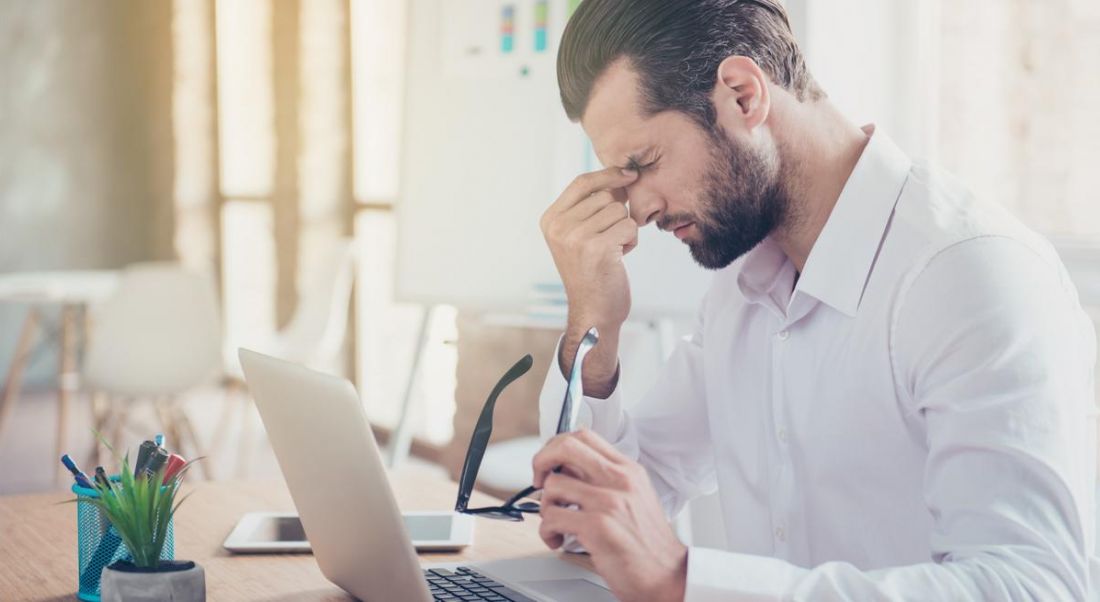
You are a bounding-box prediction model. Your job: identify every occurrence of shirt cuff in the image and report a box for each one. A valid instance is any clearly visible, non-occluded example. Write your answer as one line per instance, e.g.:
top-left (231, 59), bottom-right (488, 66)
top-left (538, 335), bottom-right (626, 442)
top-left (684, 547), bottom-right (807, 602)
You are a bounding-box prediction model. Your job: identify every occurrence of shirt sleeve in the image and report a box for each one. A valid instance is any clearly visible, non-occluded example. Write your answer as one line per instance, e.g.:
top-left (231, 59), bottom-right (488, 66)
top-left (681, 237), bottom-right (1097, 601)
top-left (538, 300), bottom-right (716, 517)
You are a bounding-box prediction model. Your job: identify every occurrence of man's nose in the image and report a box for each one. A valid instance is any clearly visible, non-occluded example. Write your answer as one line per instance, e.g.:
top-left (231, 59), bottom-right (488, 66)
top-left (626, 185), bottom-right (663, 227)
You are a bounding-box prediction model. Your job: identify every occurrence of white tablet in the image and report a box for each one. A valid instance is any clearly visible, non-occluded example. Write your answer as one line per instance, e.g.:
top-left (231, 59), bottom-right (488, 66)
top-left (223, 511), bottom-right (474, 553)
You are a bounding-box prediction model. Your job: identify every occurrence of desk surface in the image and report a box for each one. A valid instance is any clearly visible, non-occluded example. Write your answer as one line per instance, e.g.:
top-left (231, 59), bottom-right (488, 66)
top-left (0, 468), bottom-right (585, 601)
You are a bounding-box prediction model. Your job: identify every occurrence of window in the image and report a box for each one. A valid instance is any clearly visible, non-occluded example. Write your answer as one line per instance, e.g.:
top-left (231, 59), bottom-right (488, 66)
top-left (937, 0), bottom-right (1100, 238)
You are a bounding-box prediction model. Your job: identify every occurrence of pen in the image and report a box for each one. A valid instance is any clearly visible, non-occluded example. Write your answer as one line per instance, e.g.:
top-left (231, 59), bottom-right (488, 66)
top-left (60, 454), bottom-right (94, 489)
top-left (82, 525), bottom-right (123, 591)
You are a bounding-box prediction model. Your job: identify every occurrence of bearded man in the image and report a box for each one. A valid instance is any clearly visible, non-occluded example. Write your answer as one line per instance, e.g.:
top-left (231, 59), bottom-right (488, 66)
top-left (533, 1), bottom-right (1098, 600)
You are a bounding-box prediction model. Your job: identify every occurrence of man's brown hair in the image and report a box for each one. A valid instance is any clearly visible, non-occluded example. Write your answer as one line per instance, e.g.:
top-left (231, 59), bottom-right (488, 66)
top-left (558, 0), bottom-right (824, 127)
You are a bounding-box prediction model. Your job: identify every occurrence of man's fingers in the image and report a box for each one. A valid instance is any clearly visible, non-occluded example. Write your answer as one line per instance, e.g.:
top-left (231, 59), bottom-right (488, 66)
top-left (566, 190), bottom-right (619, 223)
top-left (532, 433), bottom-right (619, 488)
top-left (573, 428), bottom-right (631, 464)
top-left (538, 521), bottom-right (565, 550)
top-left (578, 203), bottom-right (630, 236)
top-left (539, 430), bottom-right (644, 493)
top-left (543, 190), bottom-right (626, 244)
top-left (552, 191), bottom-right (623, 235)
top-left (538, 503), bottom-right (582, 550)
top-left (551, 167), bottom-right (637, 216)
top-left (596, 217), bottom-right (640, 249)
top-left (622, 235), bottom-right (639, 256)
top-left (608, 185), bottom-right (629, 205)
top-left (541, 471), bottom-right (611, 510)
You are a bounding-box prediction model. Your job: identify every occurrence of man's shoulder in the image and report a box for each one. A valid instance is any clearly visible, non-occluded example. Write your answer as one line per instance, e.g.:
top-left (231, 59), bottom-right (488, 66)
top-left (884, 162), bottom-right (1063, 282)
top-left (895, 163), bottom-right (1040, 248)
top-left (879, 162), bottom-right (1074, 306)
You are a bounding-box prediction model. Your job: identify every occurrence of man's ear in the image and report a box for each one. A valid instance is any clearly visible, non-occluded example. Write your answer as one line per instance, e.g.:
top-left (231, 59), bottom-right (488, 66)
top-left (713, 56), bottom-right (770, 131)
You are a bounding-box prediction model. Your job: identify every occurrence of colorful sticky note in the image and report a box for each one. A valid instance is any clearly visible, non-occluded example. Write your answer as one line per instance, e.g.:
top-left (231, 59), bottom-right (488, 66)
top-left (534, 0), bottom-right (549, 52)
top-left (501, 5), bottom-right (516, 54)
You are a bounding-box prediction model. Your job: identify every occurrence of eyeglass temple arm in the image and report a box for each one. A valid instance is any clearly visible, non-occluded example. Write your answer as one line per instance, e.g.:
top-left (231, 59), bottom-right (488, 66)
top-left (502, 484), bottom-right (539, 508)
top-left (454, 354), bottom-right (534, 512)
top-left (557, 327), bottom-right (599, 434)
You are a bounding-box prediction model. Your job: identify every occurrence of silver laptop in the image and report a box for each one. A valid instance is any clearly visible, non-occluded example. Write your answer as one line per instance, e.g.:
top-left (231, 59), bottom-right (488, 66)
top-left (238, 348), bottom-right (616, 602)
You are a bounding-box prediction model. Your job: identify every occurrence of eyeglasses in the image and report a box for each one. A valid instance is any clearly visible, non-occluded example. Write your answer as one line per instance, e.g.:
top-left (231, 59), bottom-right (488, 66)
top-left (454, 327), bottom-right (599, 521)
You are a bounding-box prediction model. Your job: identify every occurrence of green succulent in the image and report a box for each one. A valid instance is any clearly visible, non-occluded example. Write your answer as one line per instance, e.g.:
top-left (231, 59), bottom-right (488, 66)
top-left (71, 445), bottom-right (200, 569)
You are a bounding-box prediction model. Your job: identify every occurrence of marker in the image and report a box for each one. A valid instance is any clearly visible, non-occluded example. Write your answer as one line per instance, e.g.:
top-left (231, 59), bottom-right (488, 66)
top-left (162, 454), bottom-right (186, 483)
top-left (94, 466), bottom-right (111, 489)
top-left (60, 454), bottom-right (94, 489)
top-left (134, 440), bottom-right (157, 476)
top-left (139, 446), bottom-right (169, 479)
top-left (154, 433), bottom-right (164, 447)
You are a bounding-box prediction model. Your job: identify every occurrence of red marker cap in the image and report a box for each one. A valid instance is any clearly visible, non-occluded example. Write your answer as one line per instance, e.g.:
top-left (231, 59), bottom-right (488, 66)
top-left (162, 454), bottom-right (187, 483)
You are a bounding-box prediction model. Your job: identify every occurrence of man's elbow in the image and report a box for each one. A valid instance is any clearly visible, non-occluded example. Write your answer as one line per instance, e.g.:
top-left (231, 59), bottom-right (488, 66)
top-left (949, 546), bottom-right (1091, 601)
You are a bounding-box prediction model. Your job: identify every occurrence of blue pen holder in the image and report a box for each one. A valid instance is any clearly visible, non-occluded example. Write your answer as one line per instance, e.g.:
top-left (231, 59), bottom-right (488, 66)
top-left (73, 478), bottom-right (174, 602)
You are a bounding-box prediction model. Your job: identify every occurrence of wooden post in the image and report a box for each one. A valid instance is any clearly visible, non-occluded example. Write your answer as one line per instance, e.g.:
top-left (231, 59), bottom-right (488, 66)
top-left (55, 304), bottom-right (78, 484)
top-left (272, 0), bottom-right (301, 330)
top-left (0, 309), bottom-right (40, 444)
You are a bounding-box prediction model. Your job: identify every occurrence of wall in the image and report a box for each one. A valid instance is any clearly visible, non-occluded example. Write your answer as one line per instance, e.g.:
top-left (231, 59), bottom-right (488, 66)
top-left (798, 0), bottom-right (938, 158)
top-left (0, 1), bottom-right (173, 388)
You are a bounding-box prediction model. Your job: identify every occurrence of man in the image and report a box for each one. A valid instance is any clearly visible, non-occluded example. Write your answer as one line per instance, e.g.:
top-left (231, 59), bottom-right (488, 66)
top-left (532, 1), bottom-right (1098, 600)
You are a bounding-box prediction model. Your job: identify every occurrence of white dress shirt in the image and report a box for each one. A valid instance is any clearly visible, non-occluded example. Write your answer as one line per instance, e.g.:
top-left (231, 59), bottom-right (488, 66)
top-left (539, 129), bottom-right (1099, 600)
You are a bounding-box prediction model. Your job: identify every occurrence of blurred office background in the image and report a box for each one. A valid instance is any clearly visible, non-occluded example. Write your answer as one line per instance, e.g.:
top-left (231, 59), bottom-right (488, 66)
top-left (0, 0), bottom-right (1098, 528)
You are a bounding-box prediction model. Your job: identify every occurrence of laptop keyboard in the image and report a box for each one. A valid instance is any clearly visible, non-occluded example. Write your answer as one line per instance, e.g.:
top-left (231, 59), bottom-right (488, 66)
top-left (424, 567), bottom-right (537, 601)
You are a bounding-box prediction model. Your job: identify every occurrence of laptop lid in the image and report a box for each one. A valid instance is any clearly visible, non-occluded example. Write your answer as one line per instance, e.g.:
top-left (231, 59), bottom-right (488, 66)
top-left (238, 348), bottom-right (432, 602)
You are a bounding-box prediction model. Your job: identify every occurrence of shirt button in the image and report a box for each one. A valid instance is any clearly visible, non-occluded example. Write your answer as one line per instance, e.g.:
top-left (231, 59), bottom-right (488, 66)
top-left (777, 427), bottom-right (789, 443)
top-left (775, 526), bottom-right (786, 542)
top-left (776, 329), bottom-right (790, 341)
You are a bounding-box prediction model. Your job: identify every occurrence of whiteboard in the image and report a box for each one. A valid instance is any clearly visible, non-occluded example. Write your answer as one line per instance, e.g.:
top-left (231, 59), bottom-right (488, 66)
top-left (396, 0), bottom-right (713, 319)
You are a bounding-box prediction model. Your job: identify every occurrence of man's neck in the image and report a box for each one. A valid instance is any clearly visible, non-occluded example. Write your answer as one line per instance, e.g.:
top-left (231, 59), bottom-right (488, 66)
top-left (769, 98), bottom-right (870, 273)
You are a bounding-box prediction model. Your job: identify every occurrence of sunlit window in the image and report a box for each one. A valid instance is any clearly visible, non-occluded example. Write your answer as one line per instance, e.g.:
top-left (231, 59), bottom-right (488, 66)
top-left (937, 0), bottom-right (1100, 238)
top-left (215, 0), bottom-right (275, 199)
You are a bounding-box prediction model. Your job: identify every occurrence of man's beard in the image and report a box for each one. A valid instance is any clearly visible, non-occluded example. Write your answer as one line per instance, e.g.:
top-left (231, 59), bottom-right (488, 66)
top-left (660, 127), bottom-right (788, 270)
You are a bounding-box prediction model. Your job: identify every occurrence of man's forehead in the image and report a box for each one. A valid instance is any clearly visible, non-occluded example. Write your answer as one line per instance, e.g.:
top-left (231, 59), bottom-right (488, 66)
top-left (579, 60), bottom-right (650, 166)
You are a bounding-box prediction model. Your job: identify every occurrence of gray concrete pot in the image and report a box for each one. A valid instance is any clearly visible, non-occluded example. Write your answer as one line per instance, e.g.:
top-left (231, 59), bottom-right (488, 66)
top-left (100, 560), bottom-right (205, 602)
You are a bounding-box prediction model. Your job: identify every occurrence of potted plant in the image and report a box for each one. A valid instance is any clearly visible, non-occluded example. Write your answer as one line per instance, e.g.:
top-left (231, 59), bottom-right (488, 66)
top-left (74, 450), bottom-right (205, 602)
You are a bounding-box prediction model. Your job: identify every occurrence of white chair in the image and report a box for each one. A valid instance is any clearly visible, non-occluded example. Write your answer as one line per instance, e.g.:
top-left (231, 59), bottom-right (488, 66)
top-left (214, 237), bottom-right (358, 476)
top-left (224, 237), bottom-right (357, 378)
top-left (84, 263), bottom-right (222, 474)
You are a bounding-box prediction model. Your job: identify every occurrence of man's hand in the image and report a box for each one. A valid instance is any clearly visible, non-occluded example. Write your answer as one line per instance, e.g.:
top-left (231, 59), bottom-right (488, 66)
top-left (533, 430), bottom-right (688, 602)
top-left (540, 168), bottom-right (639, 397)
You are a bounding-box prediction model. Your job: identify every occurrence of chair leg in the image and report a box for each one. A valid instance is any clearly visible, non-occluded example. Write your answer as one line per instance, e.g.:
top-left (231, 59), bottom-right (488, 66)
top-left (235, 393), bottom-right (256, 479)
top-left (0, 309), bottom-right (39, 445)
top-left (206, 378), bottom-right (244, 479)
top-left (154, 397), bottom-right (183, 456)
top-left (87, 392), bottom-right (110, 468)
top-left (174, 404), bottom-right (208, 480)
top-left (109, 397), bottom-right (130, 456)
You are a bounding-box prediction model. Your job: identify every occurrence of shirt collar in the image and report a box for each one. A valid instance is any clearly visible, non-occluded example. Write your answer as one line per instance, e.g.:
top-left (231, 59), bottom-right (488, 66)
top-left (737, 126), bottom-right (912, 318)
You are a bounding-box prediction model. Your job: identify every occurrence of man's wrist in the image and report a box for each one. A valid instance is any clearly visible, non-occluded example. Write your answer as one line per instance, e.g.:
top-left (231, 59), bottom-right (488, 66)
top-left (559, 319), bottom-right (621, 399)
top-left (565, 312), bottom-right (623, 343)
top-left (659, 544), bottom-right (688, 602)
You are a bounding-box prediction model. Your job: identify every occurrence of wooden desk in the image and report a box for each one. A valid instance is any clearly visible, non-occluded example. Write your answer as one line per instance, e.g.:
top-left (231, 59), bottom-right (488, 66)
top-left (0, 468), bottom-right (588, 601)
